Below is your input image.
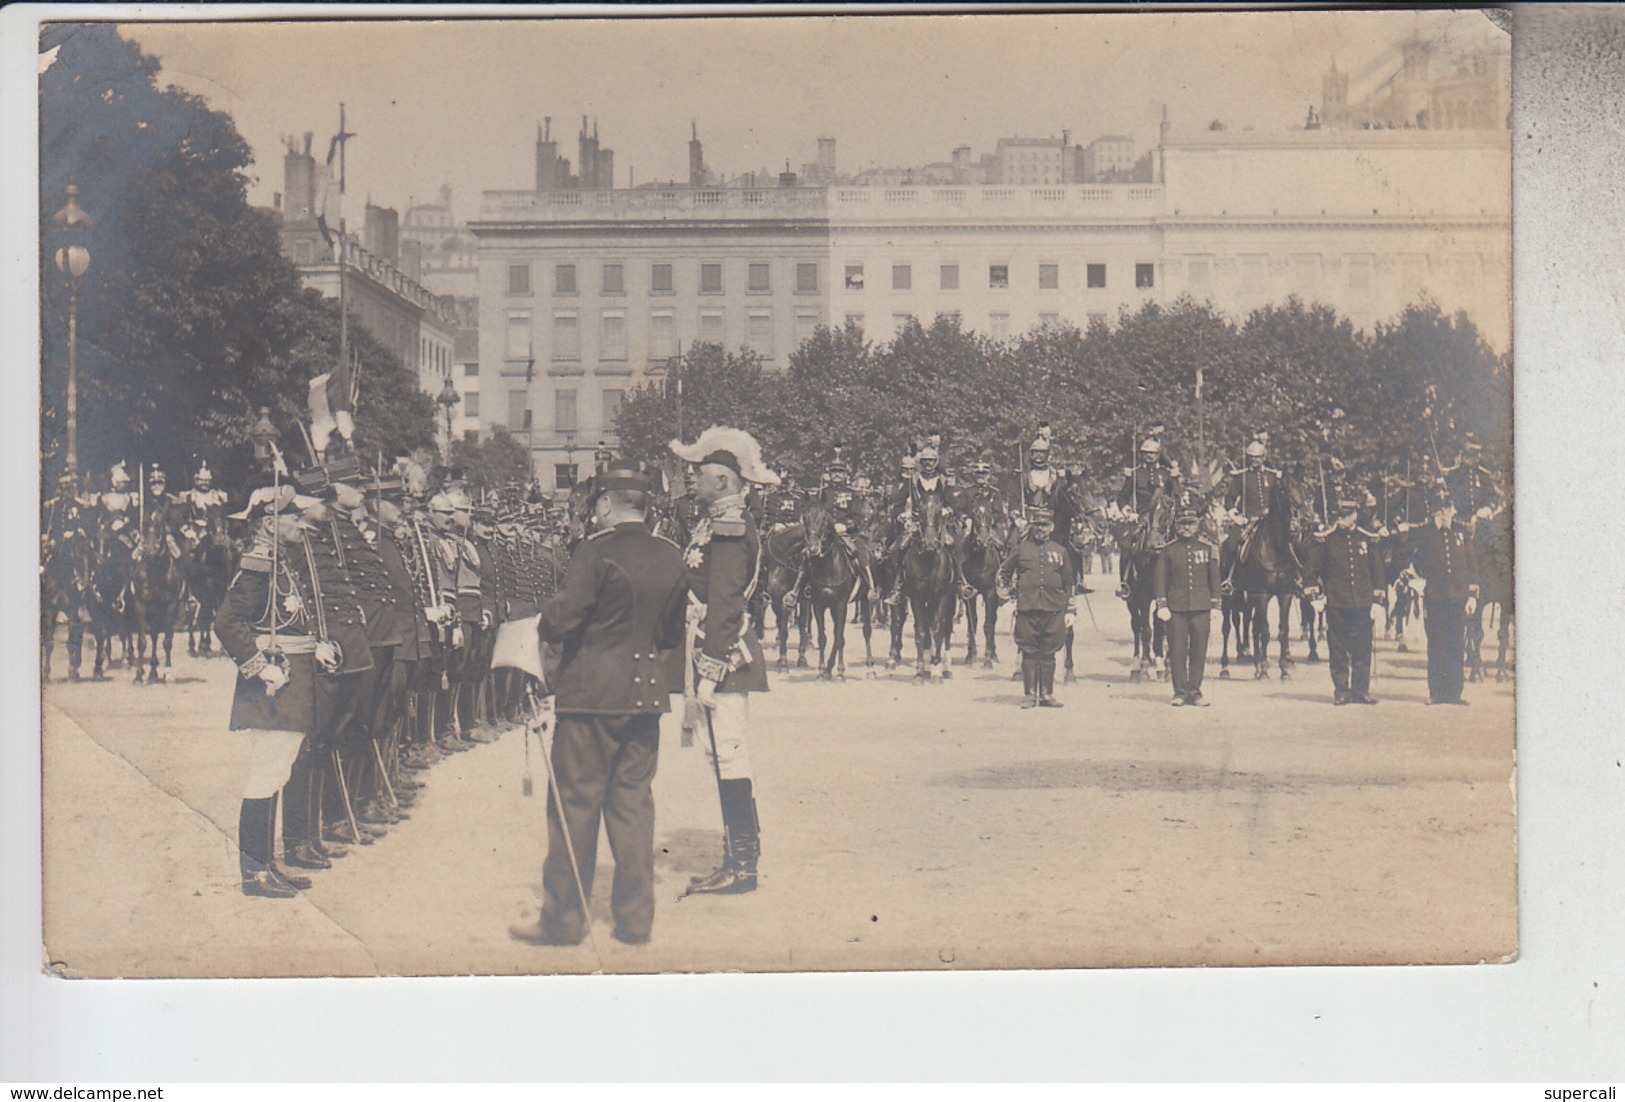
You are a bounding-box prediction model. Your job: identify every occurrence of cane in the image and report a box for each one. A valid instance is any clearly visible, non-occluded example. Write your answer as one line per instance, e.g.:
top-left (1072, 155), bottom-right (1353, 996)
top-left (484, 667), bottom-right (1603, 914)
top-left (369, 738), bottom-right (401, 812)
top-left (525, 686), bottom-right (602, 963)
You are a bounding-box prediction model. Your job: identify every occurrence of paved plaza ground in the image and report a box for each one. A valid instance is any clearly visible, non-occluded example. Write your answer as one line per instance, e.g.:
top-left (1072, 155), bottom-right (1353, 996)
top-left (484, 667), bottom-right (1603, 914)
top-left (39, 571), bottom-right (1516, 977)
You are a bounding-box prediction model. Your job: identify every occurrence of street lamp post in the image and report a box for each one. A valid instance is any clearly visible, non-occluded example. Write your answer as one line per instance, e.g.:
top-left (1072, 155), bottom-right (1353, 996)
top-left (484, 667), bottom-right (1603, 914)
top-left (51, 185), bottom-right (93, 477)
top-left (436, 376), bottom-right (461, 460)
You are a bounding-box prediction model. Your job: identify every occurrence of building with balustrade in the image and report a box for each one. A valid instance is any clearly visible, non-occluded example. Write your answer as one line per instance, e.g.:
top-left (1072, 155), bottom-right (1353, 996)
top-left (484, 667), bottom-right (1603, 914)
top-left (469, 124), bottom-right (1508, 490)
top-left (275, 136), bottom-right (460, 448)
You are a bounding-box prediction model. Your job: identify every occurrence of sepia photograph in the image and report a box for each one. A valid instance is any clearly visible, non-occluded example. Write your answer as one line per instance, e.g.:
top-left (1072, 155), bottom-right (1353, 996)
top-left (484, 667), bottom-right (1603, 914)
top-left (34, 8), bottom-right (1516, 980)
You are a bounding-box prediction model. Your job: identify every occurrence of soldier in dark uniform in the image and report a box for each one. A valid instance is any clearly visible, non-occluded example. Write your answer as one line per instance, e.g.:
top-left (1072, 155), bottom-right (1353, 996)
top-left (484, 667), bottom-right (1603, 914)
top-left (670, 427), bottom-right (780, 896)
top-left (508, 459), bottom-right (687, 948)
top-left (281, 466), bottom-right (377, 856)
top-left (1303, 493), bottom-right (1387, 705)
top-left (1114, 438), bottom-right (1182, 596)
top-left (216, 482), bottom-right (371, 896)
top-left (996, 507), bottom-right (1073, 708)
top-left (1405, 488), bottom-right (1479, 705)
top-left (321, 461), bottom-right (416, 828)
top-left (1224, 439), bottom-right (1282, 522)
top-left (42, 472), bottom-right (94, 681)
top-left (885, 439), bottom-right (969, 604)
top-left (1441, 434), bottom-right (1506, 523)
top-left (1153, 503), bottom-right (1223, 706)
top-left (367, 479), bottom-right (429, 804)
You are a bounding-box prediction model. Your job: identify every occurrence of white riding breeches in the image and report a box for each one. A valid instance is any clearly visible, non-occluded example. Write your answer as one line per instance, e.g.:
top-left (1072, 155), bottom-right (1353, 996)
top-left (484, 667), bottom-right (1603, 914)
top-left (704, 693), bottom-right (753, 781)
top-left (241, 729), bottom-right (307, 799)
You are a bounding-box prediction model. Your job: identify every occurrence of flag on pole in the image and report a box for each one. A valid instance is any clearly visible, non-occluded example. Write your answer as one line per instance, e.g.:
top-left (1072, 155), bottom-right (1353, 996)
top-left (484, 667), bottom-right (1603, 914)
top-left (307, 356), bottom-right (355, 456)
top-left (491, 614), bottom-right (547, 686)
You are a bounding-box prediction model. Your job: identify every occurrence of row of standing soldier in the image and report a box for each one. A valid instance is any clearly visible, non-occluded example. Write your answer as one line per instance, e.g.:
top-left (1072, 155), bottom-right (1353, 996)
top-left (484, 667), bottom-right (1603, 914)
top-left (214, 454), bottom-right (563, 898)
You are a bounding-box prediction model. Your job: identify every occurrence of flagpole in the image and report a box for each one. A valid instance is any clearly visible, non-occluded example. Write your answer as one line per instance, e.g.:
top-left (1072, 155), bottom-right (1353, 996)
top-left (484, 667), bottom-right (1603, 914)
top-left (337, 103), bottom-right (349, 419)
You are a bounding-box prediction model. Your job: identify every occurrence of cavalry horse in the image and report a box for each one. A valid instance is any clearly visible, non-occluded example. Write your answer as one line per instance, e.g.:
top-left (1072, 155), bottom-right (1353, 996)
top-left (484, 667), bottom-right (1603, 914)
top-left (1467, 509), bottom-right (1514, 682)
top-left (1115, 490), bottom-right (1174, 683)
top-left (959, 488), bottom-right (1012, 669)
top-left (180, 518), bottom-right (238, 657)
top-left (798, 502), bottom-right (873, 679)
top-left (763, 518), bottom-right (811, 672)
top-left (1228, 478), bottom-right (1300, 681)
top-left (1059, 477), bottom-right (1110, 683)
top-left (888, 493), bottom-right (958, 681)
top-left (130, 507), bottom-right (188, 683)
top-left (92, 514), bottom-right (141, 673)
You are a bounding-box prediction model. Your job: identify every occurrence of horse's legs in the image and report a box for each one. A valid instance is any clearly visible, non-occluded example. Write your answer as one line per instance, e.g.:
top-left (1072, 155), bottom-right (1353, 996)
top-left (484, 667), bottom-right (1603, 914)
top-left (815, 601), bottom-right (831, 680)
top-left (796, 598), bottom-right (811, 668)
top-left (937, 596), bottom-right (953, 680)
top-left (1496, 607), bottom-right (1513, 680)
top-left (963, 594), bottom-right (979, 665)
top-left (1466, 603), bottom-right (1487, 682)
top-left (984, 594), bottom-right (999, 668)
top-left (832, 600), bottom-right (849, 680)
top-left (163, 627), bottom-right (174, 669)
top-left (911, 595), bottom-right (931, 680)
top-left (1063, 624), bottom-right (1076, 683)
top-left (1251, 597), bottom-right (1270, 679)
top-left (1276, 594), bottom-right (1293, 680)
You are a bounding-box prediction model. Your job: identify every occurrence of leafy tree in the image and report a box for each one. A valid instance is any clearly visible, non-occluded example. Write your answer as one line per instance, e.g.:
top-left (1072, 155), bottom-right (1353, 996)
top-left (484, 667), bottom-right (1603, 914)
top-left (39, 24), bottom-right (435, 491)
top-left (447, 425), bottom-right (533, 495)
top-left (614, 343), bottom-right (769, 467)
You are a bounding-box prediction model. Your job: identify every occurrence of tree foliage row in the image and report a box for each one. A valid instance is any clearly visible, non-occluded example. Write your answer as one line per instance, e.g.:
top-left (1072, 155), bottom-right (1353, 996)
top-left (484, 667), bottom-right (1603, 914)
top-left (615, 298), bottom-right (1511, 491)
top-left (40, 24), bottom-right (437, 492)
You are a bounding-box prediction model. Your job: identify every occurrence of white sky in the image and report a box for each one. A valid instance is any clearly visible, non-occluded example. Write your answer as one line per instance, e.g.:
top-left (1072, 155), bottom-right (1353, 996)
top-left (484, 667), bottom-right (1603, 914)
top-left (115, 9), bottom-right (1503, 221)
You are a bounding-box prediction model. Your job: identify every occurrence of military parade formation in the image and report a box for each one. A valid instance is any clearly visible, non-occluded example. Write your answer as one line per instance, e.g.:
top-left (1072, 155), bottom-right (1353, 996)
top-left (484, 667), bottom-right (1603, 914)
top-left (41, 397), bottom-right (1511, 944)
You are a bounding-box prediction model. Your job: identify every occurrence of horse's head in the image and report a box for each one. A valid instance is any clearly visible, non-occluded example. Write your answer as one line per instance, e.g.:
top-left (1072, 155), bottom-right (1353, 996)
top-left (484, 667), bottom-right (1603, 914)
top-left (915, 495), bottom-right (944, 552)
top-left (801, 502), bottom-right (832, 558)
top-left (969, 496), bottom-right (1011, 550)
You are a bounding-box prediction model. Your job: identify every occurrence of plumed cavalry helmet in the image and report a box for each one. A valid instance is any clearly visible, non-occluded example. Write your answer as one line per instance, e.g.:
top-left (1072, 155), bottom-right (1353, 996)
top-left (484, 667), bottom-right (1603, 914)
top-left (194, 461), bottom-right (214, 487)
top-left (109, 461), bottom-right (131, 489)
top-left (1245, 440), bottom-right (1267, 458)
top-left (900, 454), bottom-right (918, 472)
top-left (1030, 435), bottom-right (1051, 453)
top-left (668, 425), bottom-right (782, 486)
top-left (1139, 439), bottom-right (1162, 456)
top-left (148, 464), bottom-right (167, 488)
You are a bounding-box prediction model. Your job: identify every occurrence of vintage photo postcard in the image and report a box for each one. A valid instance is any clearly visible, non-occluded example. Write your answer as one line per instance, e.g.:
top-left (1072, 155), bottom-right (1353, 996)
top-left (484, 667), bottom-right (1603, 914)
top-left (36, 9), bottom-right (1513, 977)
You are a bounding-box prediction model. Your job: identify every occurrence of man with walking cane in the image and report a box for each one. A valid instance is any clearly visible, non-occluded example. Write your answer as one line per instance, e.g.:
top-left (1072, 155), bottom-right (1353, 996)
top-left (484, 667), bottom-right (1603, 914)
top-left (669, 426), bottom-right (780, 897)
top-left (508, 459), bottom-right (688, 948)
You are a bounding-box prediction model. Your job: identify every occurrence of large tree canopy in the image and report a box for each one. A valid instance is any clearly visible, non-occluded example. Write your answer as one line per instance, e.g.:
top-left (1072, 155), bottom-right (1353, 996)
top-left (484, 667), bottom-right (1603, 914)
top-left (616, 298), bottom-right (1510, 496)
top-left (40, 24), bottom-right (435, 488)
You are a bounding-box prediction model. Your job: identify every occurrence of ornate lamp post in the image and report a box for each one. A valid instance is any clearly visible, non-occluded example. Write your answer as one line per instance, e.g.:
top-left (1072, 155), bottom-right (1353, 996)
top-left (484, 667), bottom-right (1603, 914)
top-left (51, 185), bottom-right (93, 476)
top-left (436, 376), bottom-right (460, 460)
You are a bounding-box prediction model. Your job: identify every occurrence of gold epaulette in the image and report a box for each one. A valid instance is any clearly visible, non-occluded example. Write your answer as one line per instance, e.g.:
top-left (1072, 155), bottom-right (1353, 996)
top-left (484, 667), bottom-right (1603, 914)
top-left (239, 552), bottom-right (272, 572)
top-left (711, 517), bottom-right (747, 537)
top-left (587, 527), bottom-right (614, 541)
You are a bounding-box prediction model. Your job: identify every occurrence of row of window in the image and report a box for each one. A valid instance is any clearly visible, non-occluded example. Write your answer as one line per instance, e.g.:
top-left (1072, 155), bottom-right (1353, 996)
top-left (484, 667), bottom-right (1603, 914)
top-left (509, 261), bottom-right (822, 297)
top-left (499, 387), bottom-right (624, 435)
top-left (843, 262), bottom-right (1156, 292)
top-left (504, 308), bottom-right (821, 362)
top-left (506, 258), bottom-right (1172, 297)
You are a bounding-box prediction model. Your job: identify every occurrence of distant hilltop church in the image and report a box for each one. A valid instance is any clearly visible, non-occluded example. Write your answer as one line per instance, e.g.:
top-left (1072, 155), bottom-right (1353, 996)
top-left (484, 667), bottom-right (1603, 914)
top-left (1314, 35), bottom-right (1509, 131)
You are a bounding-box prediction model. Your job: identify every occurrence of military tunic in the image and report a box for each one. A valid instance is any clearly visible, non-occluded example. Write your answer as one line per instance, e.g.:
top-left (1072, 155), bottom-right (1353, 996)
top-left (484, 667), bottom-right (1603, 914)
top-left (684, 494), bottom-right (769, 694)
top-left (997, 535), bottom-right (1071, 656)
top-left (1153, 534), bottom-right (1222, 701)
top-left (1225, 466), bottom-right (1282, 519)
top-left (1408, 520), bottom-right (1479, 704)
top-left (1305, 526), bottom-right (1387, 702)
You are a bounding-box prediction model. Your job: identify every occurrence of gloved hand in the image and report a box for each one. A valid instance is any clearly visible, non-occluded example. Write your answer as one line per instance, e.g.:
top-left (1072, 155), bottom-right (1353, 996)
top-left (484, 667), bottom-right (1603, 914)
top-left (1311, 595), bottom-right (1327, 614)
top-left (1373, 588), bottom-right (1386, 603)
top-left (314, 640), bottom-right (344, 674)
top-left (1065, 609), bottom-right (1077, 630)
top-left (1476, 506), bottom-right (1493, 520)
top-left (259, 662), bottom-right (289, 697)
top-left (1220, 581), bottom-right (1234, 597)
top-left (697, 677), bottom-right (719, 710)
top-left (1465, 597), bottom-right (1478, 616)
top-left (481, 609), bottom-right (494, 629)
top-left (1155, 602), bottom-right (1172, 623)
top-left (1397, 522), bottom-right (1412, 534)
top-left (834, 522), bottom-right (847, 535)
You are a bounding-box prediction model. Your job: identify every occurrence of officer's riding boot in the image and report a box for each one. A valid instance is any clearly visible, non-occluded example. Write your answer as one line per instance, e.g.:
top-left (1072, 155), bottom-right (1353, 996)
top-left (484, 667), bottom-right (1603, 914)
top-left (1039, 657), bottom-right (1064, 707)
top-left (1021, 656), bottom-right (1038, 708)
top-left (687, 778), bottom-right (759, 895)
top-left (240, 797), bottom-right (297, 898)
